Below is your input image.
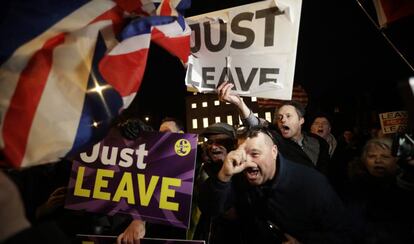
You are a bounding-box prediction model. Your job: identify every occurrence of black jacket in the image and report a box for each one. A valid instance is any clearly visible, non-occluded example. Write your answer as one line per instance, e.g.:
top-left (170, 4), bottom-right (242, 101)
top-left (198, 155), bottom-right (353, 244)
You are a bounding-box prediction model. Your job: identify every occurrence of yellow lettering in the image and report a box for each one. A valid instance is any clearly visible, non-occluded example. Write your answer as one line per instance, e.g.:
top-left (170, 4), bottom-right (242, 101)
top-left (113, 172), bottom-right (135, 204)
top-left (159, 177), bottom-right (181, 211)
top-left (137, 174), bottom-right (159, 206)
top-left (93, 168), bottom-right (114, 200)
top-left (74, 166), bottom-right (91, 197)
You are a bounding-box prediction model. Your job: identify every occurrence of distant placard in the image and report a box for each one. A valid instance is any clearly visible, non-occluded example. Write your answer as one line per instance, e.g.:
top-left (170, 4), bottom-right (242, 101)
top-left (379, 111), bottom-right (408, 134)
top-left (65, 129), bottom-right (198, 229)
top-left (185, 0), bottom-right (303, 100)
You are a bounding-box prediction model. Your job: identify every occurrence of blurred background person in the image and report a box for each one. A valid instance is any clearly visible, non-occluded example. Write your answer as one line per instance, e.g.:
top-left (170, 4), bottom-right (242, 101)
top-left (342, 137), bottom-right (414, 244)
top-left (310, 113), bottom-right (337, 158)
top-left (158, 117), bottom-right (185, 133)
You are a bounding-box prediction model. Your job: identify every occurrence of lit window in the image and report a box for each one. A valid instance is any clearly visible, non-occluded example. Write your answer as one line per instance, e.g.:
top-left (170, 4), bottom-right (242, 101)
top-left (214, 100), bottom-right (220, 106)
top-left (251, 97), bottom-right (257, 102)
top-left (202, 102), bottom-right (208, 107)
top-left (265, 112), bottom-right (271, 122)
top-left (192, 119), bottom-right (198, 129)
top-left (227, 115), bottom-right (233, 125)
top-left (215, 116), bottom-right (221, 123)
top-left (203, 118), bottom-right (209, 128)
top-left (191, 103), bottom-right (197, 109)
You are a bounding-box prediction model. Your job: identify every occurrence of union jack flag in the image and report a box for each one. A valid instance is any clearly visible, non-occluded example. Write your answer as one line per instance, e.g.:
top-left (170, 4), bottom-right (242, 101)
top-left (0, 0), bottom-right (191, 168)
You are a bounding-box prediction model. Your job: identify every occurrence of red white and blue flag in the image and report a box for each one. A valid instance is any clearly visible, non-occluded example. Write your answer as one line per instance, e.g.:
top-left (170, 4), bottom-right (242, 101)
top-left (0, 0), bottom-right (191, 168)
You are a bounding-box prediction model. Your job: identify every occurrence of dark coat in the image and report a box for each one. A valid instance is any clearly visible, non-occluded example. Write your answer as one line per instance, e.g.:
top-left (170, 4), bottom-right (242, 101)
top-left (342, 173), bottom-right (414, 244)
top-left (198, 155), bottom-right (353, 244)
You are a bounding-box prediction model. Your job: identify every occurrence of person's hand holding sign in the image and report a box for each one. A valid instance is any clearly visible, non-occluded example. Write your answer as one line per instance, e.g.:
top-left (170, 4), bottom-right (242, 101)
top-left (36, 186), bottom-right (67, 219)
top-left (217, 82), bottom-right (242, 105)
top-left (217, 81), bottom-right (253, 120)
top-left (117, 219), bottom-right (146, 244)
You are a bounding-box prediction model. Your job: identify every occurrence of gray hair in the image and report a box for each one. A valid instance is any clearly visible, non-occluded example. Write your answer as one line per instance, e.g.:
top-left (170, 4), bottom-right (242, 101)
top-left (361, 137), bottom-right (393, 161)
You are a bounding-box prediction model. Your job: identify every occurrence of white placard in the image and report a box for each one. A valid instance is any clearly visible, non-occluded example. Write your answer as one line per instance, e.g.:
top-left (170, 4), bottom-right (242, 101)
top-left (185, 0), bottom-right (302, 100)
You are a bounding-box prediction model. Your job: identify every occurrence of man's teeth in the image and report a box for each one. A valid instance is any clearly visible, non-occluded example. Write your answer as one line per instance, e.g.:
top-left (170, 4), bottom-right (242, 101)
top-left (246, 168), bottom-right (259, 173)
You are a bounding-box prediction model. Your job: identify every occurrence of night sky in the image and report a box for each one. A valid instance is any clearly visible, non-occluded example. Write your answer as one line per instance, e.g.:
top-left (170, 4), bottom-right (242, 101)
top-left (129, 0), bottom-right (414, 133)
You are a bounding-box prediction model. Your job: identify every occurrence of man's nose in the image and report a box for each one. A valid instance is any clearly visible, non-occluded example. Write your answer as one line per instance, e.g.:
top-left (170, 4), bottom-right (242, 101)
top-left (374, 156), bottom-right (383, 163)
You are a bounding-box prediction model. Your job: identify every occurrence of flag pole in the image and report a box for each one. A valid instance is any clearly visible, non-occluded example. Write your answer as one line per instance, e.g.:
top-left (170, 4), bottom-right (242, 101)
top-left (355, 0), bottom-right (414, 72)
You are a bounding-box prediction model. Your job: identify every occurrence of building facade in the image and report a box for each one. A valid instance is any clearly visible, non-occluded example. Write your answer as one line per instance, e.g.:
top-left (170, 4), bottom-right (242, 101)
top-left (185, 92), bottom-right (275, 136)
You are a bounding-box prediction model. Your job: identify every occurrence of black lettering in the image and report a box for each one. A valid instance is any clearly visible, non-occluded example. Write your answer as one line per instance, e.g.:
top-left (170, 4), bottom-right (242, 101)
top-left (190, 23), bottom-right (201, 53)
top-left (204, 19), bottom-right (227, 52)
top-left (256, 7), bottom-right (284, 47)
top-left (218, 67), bottom-right (235, 87)
top-left (185, 63), bottom-right (200, 87)
top-left (259, 68), bottom-right (279, 85)
top-left (230, 12), bottom-right (255, 49)
top-left (235, 67), bottom-right (258, 91)
top-left (201, 67), bottom-right (216, 89)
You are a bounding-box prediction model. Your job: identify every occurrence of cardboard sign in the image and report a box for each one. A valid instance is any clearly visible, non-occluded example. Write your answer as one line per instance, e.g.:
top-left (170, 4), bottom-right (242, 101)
top-left (185, 0), bottom-right (303, 100)
top-left (379, 111), bottom-right (408, 134)
top-left (65, 129), bottom-right (198, 229)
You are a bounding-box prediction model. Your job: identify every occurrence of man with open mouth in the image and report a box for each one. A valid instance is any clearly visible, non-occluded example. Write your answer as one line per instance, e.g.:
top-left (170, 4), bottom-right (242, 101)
top-left (216, 81), bottom-right (331, 176)
top-left (310, 114), bottom-right (337, 158)
top-left (198, 126), bottom-right (353, 244)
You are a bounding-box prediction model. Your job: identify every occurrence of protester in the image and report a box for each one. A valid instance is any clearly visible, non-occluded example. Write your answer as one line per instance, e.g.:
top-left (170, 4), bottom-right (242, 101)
top-left (217, 81), bottom-right (330, 175)
top-left (198, 125), bottom-right (352, 243)
top-left (310, 114), bottom-right (337, 157)
top-left (329, 127), bottom-right (363, 193)
top-left (190, 122), bottom-right (240, 243)
top-left (197, 122), bottom-right (237, 179)
top-left (158, 117), bottom-right (185, 133)
top-left (342, 137), bottom-right (414, 243)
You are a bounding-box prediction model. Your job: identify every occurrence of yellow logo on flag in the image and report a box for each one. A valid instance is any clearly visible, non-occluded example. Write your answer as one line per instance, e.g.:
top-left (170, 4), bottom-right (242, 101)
top-left (175, 139), bottom-right (191, 156)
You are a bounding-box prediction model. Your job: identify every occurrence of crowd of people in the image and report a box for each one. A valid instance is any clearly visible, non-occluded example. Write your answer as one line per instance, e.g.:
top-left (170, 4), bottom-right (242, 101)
top-left (1, 82), bottom-right (414, 244)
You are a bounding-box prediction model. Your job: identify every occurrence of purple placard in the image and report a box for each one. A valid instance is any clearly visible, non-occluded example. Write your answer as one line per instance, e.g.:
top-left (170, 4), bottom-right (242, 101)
top-left (76, 234), bottom-right (205, 244)
top-left (65, 129), bottom-right (198, 229)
